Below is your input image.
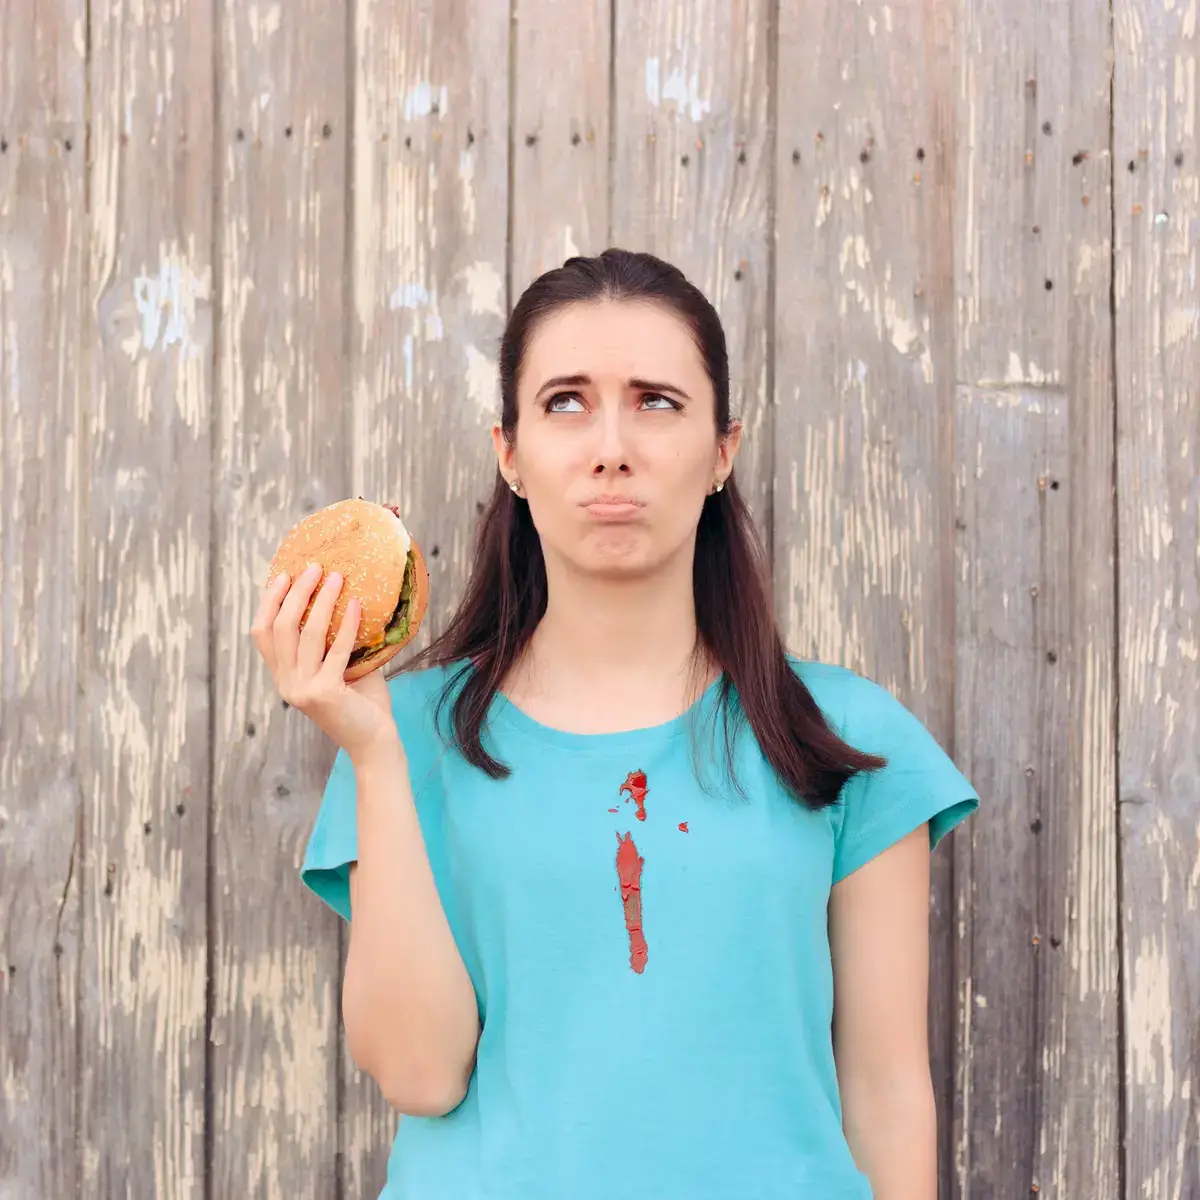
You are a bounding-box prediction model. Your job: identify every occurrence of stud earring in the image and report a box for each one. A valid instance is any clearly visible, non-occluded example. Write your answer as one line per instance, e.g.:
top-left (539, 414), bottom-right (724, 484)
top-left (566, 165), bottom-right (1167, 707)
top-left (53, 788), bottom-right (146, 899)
top-left (712, 479), bottom-right (724, 494)
top-left (510, 479), bottom-right (521, 496)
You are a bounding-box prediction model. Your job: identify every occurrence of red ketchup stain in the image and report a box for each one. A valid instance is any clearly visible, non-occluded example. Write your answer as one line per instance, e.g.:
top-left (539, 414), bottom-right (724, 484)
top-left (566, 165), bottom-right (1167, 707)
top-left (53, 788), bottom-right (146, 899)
top-left (620, 769), bottom-right (649, 821)
top-left (615, 832), bottom-right (648, 974)
top-left (678, 821), bottom-right (688, 833)
top-left (608, 807), bottom-right (619, 813)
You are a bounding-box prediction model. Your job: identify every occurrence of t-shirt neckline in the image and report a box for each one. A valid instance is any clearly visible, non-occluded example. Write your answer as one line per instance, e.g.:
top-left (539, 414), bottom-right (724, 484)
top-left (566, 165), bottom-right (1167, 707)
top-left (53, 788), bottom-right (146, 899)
top-left (488, 672), bottom-right (727, 754)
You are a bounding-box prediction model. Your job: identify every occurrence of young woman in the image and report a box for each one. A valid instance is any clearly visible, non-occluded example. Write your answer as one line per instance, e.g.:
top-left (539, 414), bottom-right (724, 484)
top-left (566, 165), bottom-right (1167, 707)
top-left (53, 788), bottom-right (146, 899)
top-left (251, 249), bottom-right (979, 1199)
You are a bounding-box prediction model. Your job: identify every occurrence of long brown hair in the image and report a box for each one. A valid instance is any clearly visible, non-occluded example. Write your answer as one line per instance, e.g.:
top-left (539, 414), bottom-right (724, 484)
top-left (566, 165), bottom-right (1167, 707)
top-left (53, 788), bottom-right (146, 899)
top-left (407, 248), bottom-right (885, 809)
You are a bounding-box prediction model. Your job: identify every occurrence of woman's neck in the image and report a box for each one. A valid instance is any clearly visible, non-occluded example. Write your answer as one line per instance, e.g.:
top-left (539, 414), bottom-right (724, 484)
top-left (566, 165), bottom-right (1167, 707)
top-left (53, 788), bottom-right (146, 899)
top-left (507, 552), bottom-right (713, 724)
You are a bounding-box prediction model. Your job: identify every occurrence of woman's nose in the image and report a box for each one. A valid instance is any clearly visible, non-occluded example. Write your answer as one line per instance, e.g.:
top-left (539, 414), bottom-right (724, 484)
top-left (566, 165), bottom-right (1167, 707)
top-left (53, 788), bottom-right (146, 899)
top-left (590, 402), bottom-right (631, 474)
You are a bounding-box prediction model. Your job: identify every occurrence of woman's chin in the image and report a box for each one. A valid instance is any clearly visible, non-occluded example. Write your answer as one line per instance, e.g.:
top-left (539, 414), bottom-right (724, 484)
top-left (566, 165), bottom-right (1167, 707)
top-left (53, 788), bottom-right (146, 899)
top-left (560, 532), bottom-right (676, 581)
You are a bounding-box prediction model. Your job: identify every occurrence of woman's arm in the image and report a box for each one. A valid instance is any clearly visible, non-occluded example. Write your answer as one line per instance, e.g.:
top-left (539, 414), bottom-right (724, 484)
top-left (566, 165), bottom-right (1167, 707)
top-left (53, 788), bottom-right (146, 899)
top-left (829, 825), bottom-right (938, 1200)
top-left (342, 739), bottom-right (480, 1117)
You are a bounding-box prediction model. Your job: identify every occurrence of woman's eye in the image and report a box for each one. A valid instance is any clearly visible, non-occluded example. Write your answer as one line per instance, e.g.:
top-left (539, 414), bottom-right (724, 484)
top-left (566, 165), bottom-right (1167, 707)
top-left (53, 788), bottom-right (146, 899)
top-left (545, 392), bottom-right (585, 413)
top-left (641, 393), bottom-right (678, 410)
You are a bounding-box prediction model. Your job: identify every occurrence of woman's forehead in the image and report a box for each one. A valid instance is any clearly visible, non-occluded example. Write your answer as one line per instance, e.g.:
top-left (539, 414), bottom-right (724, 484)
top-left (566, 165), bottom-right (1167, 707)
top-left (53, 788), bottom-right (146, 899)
top-left (523, 301), bottom-right (705, 383)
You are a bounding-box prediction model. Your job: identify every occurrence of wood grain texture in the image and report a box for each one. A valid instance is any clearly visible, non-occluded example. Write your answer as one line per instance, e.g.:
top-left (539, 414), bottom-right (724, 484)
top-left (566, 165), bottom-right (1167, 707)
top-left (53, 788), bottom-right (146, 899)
top-left (612, 0), bottom-right (774, 539)
top-left (345, 0), bottom-right (510, 1190)
top-left (510, 0), bottom-right (611, 297)
top-left (79, 1), bottom-right (214, 1195)
top-left (773, 5), bottom-right (961, 1187)
top-left (210, 2), bottom-right (348, 1196)
top-left (1114, 2), bottom-right (1200, 1195)
top-left (773, 0), bottom-right (953, 708)
top-left (0, 2), bottom-right (86, 1195)
top-left (953, 4), bottom-right (1120, 1198)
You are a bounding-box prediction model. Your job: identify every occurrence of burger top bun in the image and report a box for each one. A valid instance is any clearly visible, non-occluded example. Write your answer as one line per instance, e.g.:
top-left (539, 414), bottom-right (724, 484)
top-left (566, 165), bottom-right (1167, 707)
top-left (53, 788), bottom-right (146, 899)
top-left (265, 499), bottom-right (430, 675)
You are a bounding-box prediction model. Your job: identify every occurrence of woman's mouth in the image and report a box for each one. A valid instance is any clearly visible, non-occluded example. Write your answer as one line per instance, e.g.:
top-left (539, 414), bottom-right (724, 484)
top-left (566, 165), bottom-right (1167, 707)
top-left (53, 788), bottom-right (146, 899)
top-left (581, 495), bottom-right (646, 520)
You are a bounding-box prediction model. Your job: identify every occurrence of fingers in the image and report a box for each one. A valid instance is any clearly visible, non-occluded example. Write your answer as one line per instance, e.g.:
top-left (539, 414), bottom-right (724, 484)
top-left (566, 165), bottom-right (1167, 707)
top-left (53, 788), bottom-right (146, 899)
top-left (298, 570), bottom-right (345, 677)
top-left (272, 562), bottom-right (324, 675)
top-left (249, 571), bottom-right (292, 673)
top-left (321, 595), bottom-right (361, 682)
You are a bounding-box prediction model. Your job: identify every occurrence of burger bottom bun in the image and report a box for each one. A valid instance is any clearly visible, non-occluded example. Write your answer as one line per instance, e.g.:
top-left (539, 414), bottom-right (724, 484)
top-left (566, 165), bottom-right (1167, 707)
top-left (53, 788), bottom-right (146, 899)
top-left (342, 538), bottom-right (431, 683)
top-left (344, 638), bottom-right (405, 683)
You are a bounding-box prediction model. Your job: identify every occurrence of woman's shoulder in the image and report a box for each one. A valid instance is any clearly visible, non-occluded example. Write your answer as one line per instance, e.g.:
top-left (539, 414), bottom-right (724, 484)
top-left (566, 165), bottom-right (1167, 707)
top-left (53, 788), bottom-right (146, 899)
top-left (784, 654), bottom-right (914, 735)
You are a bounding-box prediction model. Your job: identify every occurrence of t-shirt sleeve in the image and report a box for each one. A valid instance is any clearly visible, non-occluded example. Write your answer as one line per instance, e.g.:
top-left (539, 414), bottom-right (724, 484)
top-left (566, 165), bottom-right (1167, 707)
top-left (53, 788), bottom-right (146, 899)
top-left (830, 674), bottom-right (979, 884)
top-left (300, 745), bottom-right (360, 921)
top-left (298, 667), bottom-right (449, 921)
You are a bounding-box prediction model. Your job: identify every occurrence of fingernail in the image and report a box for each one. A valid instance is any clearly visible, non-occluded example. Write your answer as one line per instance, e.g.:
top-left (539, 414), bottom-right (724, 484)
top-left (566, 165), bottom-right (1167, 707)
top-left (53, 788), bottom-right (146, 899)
top-left (305, 562), bottom-right (321, 577)
top-left (327, 571), bottom-right (342, 588)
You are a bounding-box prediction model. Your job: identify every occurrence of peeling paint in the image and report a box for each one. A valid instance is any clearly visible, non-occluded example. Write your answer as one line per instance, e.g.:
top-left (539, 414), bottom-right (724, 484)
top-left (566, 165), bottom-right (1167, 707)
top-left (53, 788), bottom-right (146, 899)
top-left (125, 254), bottom-right (210, 360)
top-left (464, 343), bottom-right (496, 415)
top-left (462, 261), bottom-right (504, 318)
top-left (644, 57), bottom-right (710, 121)
top-left (403, 82), bottom-right (448, 121)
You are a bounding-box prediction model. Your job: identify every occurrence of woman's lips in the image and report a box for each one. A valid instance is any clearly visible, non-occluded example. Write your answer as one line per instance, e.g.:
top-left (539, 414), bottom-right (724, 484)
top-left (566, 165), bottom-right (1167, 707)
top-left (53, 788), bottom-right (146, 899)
top-left (582, 495), bottom-right (646, 520)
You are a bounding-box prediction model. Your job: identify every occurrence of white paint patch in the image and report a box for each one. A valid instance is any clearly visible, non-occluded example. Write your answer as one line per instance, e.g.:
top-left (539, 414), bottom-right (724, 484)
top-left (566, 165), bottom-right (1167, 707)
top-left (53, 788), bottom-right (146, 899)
top-left (248, 3), bottom-right (282, 44)
top-left (124, 253), bottom-right (210, 360)
top-left (389, 282), bottom-right (431, 310)
top-left (890, 314), bottom-right (921, 356)
top-left (459, 150), bottom-right (477, 235)
top-left (1164, 306), bottom-right (1199, 348)
top-left (464, 343), bottom-right (496, 415)
top-left (463, 261), bottom-right (504, 318)
top-left (403, 82), bottom-right (448, 121)
top-left (1004, 351), bottom-right (1057, 385)
top-left (644, 57), bottom-right (710, 122)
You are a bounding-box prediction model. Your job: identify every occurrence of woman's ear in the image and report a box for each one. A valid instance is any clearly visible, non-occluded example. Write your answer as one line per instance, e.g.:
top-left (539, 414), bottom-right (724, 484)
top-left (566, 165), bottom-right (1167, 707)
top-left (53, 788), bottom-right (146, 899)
top-left (492, 422), bottom-right (517, 488)
top-left (714, 419), bottom-right (743, 486)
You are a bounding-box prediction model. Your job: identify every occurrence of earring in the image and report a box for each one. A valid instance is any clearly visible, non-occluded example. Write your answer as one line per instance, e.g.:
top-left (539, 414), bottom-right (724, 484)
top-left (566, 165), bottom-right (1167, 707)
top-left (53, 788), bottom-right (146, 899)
top-left (712, 479), bottom-right (724, 494)
top-left (510, 479), bottom-right (521, 496)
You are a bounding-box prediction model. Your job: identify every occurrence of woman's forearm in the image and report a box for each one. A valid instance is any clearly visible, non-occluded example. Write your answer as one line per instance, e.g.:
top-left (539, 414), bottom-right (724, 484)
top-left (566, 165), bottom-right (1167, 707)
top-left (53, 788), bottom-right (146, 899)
top-left (341, 740), bottom-right (480, 1116)
top-left (840, 1070), bottom-right (938, 1200)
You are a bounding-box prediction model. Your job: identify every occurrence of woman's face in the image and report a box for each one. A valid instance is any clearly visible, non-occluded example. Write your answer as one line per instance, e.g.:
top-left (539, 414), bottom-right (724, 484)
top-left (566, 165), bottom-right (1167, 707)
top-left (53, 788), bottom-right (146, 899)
top-left (493, 299), bottom-right (740, 580)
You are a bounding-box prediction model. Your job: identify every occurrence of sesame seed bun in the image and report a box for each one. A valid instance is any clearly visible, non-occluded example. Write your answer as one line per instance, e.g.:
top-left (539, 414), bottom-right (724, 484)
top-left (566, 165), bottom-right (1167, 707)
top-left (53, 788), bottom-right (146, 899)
top-left (266, 498), bottom-right (431, 681)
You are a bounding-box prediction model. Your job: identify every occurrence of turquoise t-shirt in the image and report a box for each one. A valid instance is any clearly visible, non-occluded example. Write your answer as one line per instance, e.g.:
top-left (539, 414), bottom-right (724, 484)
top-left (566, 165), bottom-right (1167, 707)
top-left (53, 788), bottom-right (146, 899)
top-left (301, 658), bottom-right (979, 1199)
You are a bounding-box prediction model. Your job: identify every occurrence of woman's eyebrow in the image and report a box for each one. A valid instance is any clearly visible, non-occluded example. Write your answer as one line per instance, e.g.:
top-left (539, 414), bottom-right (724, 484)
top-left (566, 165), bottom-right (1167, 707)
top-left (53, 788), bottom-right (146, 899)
top-left (535, 373), bottom-right (591, 397)
top-left (628, 377), bottom-right (691, 401)
top-left (534, 373), bottom-right (692, 401)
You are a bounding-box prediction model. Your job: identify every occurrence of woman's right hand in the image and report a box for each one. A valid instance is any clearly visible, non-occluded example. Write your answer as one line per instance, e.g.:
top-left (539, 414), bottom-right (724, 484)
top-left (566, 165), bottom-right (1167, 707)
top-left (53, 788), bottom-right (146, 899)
top-left (250, 562), bottom-right (401, 765)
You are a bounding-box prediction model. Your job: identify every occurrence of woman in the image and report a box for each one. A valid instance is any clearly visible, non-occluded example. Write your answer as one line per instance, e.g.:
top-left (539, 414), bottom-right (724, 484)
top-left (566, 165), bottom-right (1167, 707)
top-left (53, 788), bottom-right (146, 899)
top-left (251, 249), bottom-right (979, 1199)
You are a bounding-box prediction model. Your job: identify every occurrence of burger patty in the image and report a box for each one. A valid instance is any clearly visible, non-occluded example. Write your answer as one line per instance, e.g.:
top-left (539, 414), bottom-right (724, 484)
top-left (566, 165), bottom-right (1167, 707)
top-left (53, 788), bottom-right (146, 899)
top-left (347, 546), bottom-right (418, 666)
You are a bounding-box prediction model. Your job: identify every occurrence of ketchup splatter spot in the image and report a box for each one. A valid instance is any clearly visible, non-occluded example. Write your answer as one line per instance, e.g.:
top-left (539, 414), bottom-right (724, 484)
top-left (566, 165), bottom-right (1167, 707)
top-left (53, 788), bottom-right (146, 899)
top-left (607, 807), bottom-right (619, 813)
top-left (615, 832), bottom-right (648, 973)
top-left (620, 769), bottom-right (649, 820)
top-left (678, 821), bottom-right (688, 832)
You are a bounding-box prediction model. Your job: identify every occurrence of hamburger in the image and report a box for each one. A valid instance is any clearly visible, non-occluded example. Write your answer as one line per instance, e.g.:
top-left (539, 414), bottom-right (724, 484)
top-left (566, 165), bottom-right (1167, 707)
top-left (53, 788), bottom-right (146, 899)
top-left (266, 498), bottom-right (431, 682)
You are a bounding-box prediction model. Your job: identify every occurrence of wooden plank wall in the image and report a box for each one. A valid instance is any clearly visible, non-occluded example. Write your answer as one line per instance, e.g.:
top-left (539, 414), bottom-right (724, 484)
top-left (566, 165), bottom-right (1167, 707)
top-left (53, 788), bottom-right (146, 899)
top-left (1, 2), bottom-right (1196, 1198)
top-left (951, 4), bottom-right (1121, 1199)
top-left (1114, 1), bottom-right (1200, 1195)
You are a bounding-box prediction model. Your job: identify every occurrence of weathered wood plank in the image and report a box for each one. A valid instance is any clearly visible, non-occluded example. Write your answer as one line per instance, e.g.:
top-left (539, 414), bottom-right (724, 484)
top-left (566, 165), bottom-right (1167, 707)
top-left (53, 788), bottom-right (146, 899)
top-left (612, 0), bottom-right (773, 539)
top-left (210, 2), bottom-right (348, 1196)
top-left (345, 0), bottom-right (510, 1191)
top-left (78, 1), bottom-right (214, 1196)
top-left (953, 387), bottom-right (1072, 1198)
top-left (510, 0), bottom-right (611, 297)
top-left (0, 2), bottom-right (86, 1195)
top-left (1114, 3), bottom-right (1200, 1194)
top-left (953, 4), bottom-right (1120, 1198)
top-left (773, 4), bottom-right (961, 1186)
